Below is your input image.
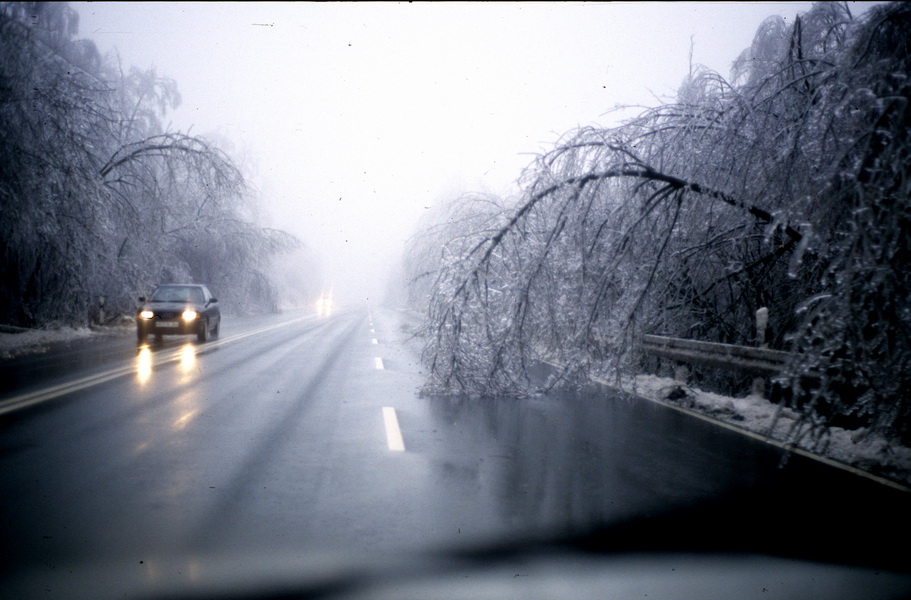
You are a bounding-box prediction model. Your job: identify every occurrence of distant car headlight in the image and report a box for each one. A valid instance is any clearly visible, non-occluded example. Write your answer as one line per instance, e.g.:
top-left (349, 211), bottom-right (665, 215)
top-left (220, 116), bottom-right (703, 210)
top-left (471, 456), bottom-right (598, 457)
top-left (182, 309), bottom-right (198, 321)
top-left (139, 310), bottom-right (154, 320)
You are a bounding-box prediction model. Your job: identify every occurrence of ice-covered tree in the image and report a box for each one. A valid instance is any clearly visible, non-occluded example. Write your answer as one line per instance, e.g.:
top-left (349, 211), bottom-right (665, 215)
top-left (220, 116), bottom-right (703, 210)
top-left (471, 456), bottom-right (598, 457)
top-left (417, 2), bottom-right (911, 446)
top-left (0, 2), bottom-right (301, 325)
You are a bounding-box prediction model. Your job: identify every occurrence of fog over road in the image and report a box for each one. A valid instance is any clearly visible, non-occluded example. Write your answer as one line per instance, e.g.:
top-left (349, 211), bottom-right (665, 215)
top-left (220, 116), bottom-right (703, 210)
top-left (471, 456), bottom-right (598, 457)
top-left (0, 307), bottom-right (909, 598)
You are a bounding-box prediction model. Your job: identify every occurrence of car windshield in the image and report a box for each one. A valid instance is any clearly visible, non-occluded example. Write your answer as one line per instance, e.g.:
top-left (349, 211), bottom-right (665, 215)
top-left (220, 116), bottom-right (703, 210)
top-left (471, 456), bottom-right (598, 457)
top-left (2, 2), bottom-right (910, 600)
top-left (149, 286), bottom-right (203, 304)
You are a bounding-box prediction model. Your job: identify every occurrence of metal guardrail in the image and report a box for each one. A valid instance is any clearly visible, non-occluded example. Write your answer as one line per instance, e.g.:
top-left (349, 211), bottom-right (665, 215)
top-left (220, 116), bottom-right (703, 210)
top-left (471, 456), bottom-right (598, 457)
top-left (641, 334), bottom-right (797, 376)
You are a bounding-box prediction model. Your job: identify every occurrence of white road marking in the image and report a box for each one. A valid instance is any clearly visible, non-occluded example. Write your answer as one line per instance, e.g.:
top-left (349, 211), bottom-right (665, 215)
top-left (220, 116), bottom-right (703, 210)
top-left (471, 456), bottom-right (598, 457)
top-left (371, 338), bottom-right (378, 345)
top-left (382, 406), bottom-right (405, 451)
top-left (375, 357), bottom-right (384, 370)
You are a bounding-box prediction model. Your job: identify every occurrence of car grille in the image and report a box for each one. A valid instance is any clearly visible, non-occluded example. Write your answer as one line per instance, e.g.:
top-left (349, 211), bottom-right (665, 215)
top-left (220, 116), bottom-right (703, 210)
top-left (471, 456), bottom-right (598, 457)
top-left (157, 312), bottom-right (179, 319)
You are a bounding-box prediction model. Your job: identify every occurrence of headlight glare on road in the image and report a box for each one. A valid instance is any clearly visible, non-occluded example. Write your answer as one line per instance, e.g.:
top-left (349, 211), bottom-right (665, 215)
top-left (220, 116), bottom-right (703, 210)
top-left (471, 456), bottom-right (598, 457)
top-left (139, 310), bottom-right (154, 320)
top-left (182, 309), bottom-right (198, 321)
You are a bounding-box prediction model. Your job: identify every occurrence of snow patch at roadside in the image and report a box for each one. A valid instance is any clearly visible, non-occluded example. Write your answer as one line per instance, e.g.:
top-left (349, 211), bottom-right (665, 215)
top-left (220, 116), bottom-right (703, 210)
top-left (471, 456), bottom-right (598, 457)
top-left (0, 323), bottom-right (129, 359)
top-left (618, 374), bottom-right (911, 489)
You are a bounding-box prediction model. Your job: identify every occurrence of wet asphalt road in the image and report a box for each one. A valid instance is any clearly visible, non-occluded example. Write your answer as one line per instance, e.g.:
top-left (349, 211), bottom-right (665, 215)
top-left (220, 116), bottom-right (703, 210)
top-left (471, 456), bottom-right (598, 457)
top-left (0, 306), bottom-right (909, 598)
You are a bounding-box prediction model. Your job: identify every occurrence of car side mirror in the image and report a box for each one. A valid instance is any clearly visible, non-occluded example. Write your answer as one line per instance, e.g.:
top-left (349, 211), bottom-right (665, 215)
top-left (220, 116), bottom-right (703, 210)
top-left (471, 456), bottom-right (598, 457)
top-left (138, 296), bottom-right (146, 302)
top-left (210, 298), bottom-right (218, 303)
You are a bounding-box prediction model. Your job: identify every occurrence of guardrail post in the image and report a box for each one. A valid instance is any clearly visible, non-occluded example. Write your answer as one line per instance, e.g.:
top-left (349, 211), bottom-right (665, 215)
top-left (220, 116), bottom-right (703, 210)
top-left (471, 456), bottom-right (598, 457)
top-left (755, 307), bottom-right (769, 348)
top-left (752, 307), bottom-right (769, 397)
top-left (657, 356), bottom-right (687, 383)
top-left (674, 362), bottom-right (688, 384)
top-left (98, 295), bottom-right (106, 326)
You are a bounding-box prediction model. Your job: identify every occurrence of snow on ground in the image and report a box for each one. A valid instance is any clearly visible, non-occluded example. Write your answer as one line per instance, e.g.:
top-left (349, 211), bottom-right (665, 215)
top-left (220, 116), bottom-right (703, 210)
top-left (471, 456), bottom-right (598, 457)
top-left (0, 321), bottom-right (132, 359)
top-left (0, 326), bottom-right (96, 358)
top-left (613, 374), bottom-right (911, 490)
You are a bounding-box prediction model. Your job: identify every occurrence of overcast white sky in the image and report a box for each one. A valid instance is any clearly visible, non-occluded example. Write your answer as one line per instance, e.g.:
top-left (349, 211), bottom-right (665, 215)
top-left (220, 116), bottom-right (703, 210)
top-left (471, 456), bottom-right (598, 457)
top-left (72, 1), bottom-right (875, 305)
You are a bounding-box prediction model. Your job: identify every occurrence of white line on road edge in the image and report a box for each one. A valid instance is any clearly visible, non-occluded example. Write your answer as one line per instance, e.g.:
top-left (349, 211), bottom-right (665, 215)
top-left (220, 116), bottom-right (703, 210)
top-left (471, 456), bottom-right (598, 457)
top-left (374, 357), bottom-right (384, 370)
top-left (382, 406), bottom-right (405, 452)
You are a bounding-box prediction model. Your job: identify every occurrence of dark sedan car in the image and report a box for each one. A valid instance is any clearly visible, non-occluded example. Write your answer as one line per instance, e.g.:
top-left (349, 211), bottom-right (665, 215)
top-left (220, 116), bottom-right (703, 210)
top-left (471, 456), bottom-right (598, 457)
top-left (136, 284), bottom-right (220, 343)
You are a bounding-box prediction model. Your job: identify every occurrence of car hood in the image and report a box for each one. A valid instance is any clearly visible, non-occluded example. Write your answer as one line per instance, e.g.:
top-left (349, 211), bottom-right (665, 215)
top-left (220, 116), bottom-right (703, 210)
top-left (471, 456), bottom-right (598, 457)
top-left (143, 301), bottom-right (206, 312)
top-left (3, 495), bottom-right (909, 599)
top-left (2, 546), bottom-right (909, 600)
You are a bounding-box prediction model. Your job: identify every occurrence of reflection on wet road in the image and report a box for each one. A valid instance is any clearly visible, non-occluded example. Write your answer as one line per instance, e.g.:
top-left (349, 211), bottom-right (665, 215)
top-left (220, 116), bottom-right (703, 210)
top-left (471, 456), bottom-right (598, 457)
top-left (0, 306), bottom-right (908, 596)
top-left (134, 342), bottom-right (196, 385)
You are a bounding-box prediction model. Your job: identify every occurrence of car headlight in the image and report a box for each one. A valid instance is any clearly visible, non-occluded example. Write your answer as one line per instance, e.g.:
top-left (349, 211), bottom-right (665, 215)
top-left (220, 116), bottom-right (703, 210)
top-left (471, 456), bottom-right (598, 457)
top-left (182, 309), bottom-right (198, 321)
top-left (139, 310), bottom-right (154, 320)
